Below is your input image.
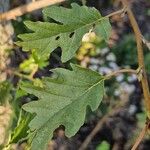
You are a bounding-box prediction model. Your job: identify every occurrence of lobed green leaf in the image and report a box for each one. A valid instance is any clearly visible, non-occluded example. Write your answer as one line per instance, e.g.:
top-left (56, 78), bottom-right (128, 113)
top-left (16, 3), bottom-right (111, 62)
top-left (21, 64), bottom-right (105, 150)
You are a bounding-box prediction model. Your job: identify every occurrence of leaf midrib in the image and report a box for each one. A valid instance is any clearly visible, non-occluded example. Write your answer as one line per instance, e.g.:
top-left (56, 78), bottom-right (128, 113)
top-left (21, 16), bottom-right (108, 42)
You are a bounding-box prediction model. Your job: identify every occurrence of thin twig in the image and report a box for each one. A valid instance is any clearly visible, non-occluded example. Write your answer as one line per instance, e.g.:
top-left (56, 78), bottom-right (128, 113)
top-left (131, 120), bottom-right (150, 150)
top-left (121, 0), bottom-right (150, 115)
top-left (105, 6), bottom-right (128, 18)
top-left (13, 71), bottom-right (34, 81)
top-left (105, 68), bottom-right (137, 80)
top-left (0, 2), bottom-right (127, 23)
top-left (79, 114), bottom-right (109, 150)
top-left (0, 0), bottom-right (65, 21)
top-left (79, 97), bottom-right (128, 150)
top-left (120, 0), bottom-right (150, 149)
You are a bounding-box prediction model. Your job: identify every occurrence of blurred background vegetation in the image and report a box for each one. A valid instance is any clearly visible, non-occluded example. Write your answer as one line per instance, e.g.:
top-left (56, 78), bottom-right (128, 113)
top-left (0, 0), bottom-right (150, 149)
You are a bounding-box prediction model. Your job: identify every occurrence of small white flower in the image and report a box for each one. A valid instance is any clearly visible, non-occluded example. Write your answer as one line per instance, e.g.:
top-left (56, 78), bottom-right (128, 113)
top-left (101, 48), bottom-right (109, 55)
top-left (116, 74), bottom-right (124, 82)
top-left (89, 65), bottom-right (98, 71)
top-left (106, 53), bottom-right (116, 61)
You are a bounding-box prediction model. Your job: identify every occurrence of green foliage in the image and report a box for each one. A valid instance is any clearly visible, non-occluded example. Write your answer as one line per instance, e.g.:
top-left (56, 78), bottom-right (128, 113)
top-left (112, 34), bottom-right (137, 67)
top-left (1, 2), bottom-right (112, 149)
top-left (19, 50), bottom-right (48, 73)
top-left (16, 3), bottom-right (111, 62)
top-left (2, 1), bottom-right (149, 149)
top-left (96, 141), bottom-right (110, 150)
top-left (112, 34), bottom-right (150, 72)
top-left (0, 81), bottom-right (12, 104)
top-left (136, 112), bottom-right (146, 129)
top-left (14, 3), bottom-right (112, 149)
top-left (10, 111), bottom-right (33, 143)
top-left (21, 64), bottom-right (104, 150)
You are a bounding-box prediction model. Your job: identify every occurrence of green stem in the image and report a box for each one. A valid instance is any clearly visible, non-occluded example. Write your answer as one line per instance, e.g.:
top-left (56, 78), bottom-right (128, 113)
top-left (14, 71), bottom-right (34, 81)
top-left (121, 0), bottom-right (150, 116)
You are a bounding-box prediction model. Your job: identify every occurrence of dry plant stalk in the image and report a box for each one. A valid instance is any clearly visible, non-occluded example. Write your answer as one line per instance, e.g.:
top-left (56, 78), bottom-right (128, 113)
top-left (80, 1), bottom-right (150, 149)
top-left (120, 0), bottom-right (150, 149)
top-left (79, 92), bottom-right (130, 150)
top-left (121, 0), bottom-right (150, 113)
top-left (131, 120), bottom-right (150, 150)
top-left (0, 0), bottom-right (65, 21)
